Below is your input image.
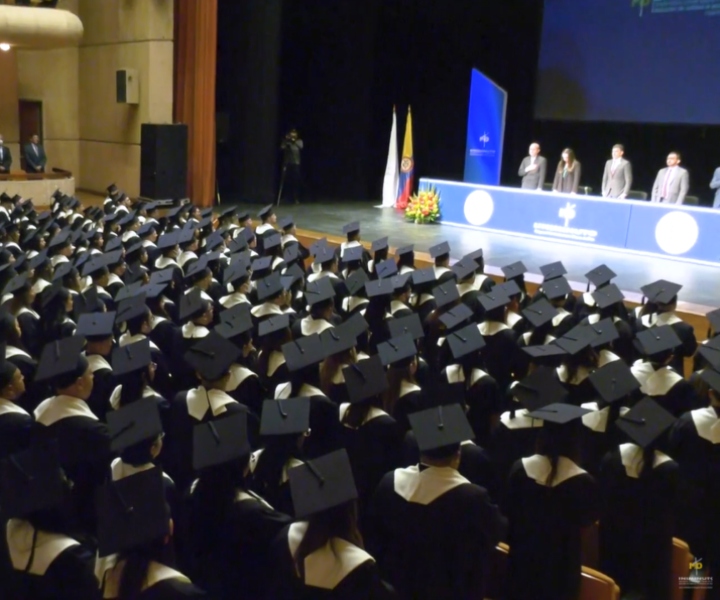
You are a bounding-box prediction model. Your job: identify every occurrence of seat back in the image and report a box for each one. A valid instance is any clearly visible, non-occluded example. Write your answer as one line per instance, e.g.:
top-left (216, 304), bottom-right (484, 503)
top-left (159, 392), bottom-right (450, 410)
top-left (626, 190), bottom-right (648, 200)
top-left (580, 566), bottom-right (620, 600)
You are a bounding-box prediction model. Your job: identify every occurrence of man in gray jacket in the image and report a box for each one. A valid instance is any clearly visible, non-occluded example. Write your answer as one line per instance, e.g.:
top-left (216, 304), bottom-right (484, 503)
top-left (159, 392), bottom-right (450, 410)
top-left (518, 143), bottom-right (547, 190)
top-left (601, 144), bottom-right (633, 199)
top-left (651, 151), bottom-right (689, 204)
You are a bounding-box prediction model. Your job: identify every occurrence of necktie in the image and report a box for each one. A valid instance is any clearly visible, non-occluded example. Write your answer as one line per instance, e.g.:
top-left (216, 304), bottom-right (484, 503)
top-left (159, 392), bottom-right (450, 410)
top-left (33, 144), bottom-right (38, 156)
top-left (662, 169), bottom-right (672, 199)
top-left (0, 148), bottom-right (3, 161)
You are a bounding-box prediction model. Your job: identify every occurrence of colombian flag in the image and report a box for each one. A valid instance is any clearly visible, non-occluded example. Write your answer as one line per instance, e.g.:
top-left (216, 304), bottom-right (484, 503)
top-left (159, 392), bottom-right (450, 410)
top-left (396, 107), bottom-right (413, 209)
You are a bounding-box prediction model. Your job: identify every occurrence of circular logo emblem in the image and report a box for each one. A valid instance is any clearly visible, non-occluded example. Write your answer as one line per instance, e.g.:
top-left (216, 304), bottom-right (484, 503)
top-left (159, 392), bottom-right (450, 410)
top-left (654, 211), bottom-right (699, 255)
top-left (463, 190), bottom-right (494, 226)
top-left (401, 157), bottom-right (413, 172)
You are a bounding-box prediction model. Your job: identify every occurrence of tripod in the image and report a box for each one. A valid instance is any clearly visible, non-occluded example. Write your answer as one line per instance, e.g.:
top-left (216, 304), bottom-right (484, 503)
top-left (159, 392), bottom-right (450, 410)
top-left (276, 165), bottom-right (287, 207)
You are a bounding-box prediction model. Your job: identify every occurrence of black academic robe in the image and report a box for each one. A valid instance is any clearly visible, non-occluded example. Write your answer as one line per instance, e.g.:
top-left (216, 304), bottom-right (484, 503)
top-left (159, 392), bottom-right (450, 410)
top-left (149, 316), bottom-right (179, 359)
top-left (368, 465), bottom-right (504, 600)
top-left (248, 450), bottom-right (303, 517)
top-left (392, 383), bottom-right (425, 434)
top-left (269, 522), bottom-right (392, 600)
top-left (0, 400), bottom-right (33, 460)
top-left (225, 364), bottom-right (264, 418)
top-left (5, 346), bottom-right (45, 411)
top-left (643, 366), bottom-right (702, 418)
top-left (1, 519), bottom-right (99, 600)
top-left (85, 353), bottom-right (116, 422)
top-left (258, 350), bottom-right (290, 397)
top-left (98, 559), bottom-right (207, 600)
top-left (16, 307), bottom-right (42, 357)
top-left (506, 455), bottom-right (599, 600)
top-left (598, 444), bottom-right (678, 600)
top-left (635, 312), bottom-right (698, 373)
top-left (477, 322), bottom-right (521, 393)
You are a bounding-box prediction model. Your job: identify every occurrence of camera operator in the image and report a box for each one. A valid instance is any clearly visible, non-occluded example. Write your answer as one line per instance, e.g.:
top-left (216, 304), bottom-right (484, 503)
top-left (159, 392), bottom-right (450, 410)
top-left (280, 128), bottom-right (303, 205)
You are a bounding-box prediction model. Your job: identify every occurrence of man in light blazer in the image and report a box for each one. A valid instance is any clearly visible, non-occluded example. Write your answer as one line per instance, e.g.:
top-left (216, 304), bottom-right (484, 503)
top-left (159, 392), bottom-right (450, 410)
top-left (651, 151), bottom-right (689, 204)
top-left (710, 166), bottom-right (720, 208)
top-left (518, 143), bottom-right (547, 190)
top-left (601, 144), bottom-right (633, 199)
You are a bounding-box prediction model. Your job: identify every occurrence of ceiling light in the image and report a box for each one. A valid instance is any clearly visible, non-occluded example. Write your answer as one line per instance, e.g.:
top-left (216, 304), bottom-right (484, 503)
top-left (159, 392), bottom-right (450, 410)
top-left (0, 44), bottom-right (11, 52)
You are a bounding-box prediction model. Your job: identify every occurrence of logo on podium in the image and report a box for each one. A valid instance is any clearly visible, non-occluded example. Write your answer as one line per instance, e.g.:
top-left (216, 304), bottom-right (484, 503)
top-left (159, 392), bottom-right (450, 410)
top-left (559, 202), bottom-right (577, 228)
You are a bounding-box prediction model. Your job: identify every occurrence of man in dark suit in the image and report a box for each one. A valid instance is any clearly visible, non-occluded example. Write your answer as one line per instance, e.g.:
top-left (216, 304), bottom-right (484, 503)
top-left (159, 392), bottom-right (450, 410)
top-left (651, 151), bottom-right (689, 204)
top-left (601, 144), bottom-right (633, 199)
top-left (23, 134), bottom-right (47, 173)
top-left (518, 143), bottom-right (547, 190)
top-left (0, 134), bottom-right (12, 173)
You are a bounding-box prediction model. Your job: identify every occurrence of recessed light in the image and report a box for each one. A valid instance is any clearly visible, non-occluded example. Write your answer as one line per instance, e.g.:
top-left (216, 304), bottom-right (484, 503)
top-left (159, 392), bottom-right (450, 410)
top-left (0, 44), bottom-right (11, 52)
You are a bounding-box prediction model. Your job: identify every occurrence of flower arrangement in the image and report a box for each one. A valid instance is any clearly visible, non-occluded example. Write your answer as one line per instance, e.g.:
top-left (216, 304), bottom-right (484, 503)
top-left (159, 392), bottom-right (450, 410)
top-left (405, 188), bottom-right (440, 224)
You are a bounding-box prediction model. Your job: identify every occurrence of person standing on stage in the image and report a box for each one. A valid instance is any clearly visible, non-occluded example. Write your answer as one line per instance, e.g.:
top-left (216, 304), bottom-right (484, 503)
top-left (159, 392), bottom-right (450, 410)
top-left (601, 144), bottom-right (632, 199)
top-left (0, 134), bottom-right (12, 173)
top-left (710, 165), bottom-right (720, 207)
top-left (23, 134), bottom-right (47, 173)
top-left (280, 128), bottom-right (303, 205)
top-left (651, 151), bottom-right (689, 204)
top-left (518, 142), bottom-right (547, 190)
top-left (552, 148), bottom-right (582, 194)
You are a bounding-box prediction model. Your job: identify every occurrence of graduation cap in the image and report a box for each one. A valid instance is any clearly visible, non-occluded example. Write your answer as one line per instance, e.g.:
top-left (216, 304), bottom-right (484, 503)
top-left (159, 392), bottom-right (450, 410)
top-left (224, 260), bottom-right (251, 286)
top-left (258, 314), bottom-right (291, 338)
top-left (388, 313), bottom-right (424, 341)
top-left (411, 267), bottom-right (436, 288)
top-left (256, 272), bottom-right (288, 302)
top-left (522, 344), bottom-right (568, 365)
top-left (540, 261), bottom-right (567, 281)
top-left (616, 397), bottom-right (676, 448)
top-left (111, 339), bottom-right (152, 377)
top-left (184, 331), bottom-right (241, 381)
top-left (377, 333), bottom-right (416, 367)
top-left (592, 283), bottom-right (625, 309)
top-left (48, 229), bottom-right (71, 249)
top-left (278, 216), bottom-right (294, 230)
top-left (346, 269), bottom-right (369, 296)
top-left (700, 367), bottom-right (720, 394)
top-left (429, 241), bottom-right (450, 259)
top-left (478, 290), bottom-right (511, 312)
top-left (284, 263), bottom-right (305, 289)
top-left (306, 277), bottom-right (335, 306)
top-left (554, 325), bottom-right (598, 355)
top-left (96, 467), bottom-right (170, 557)
top-left (342, 221), bottom-right (360, 235)
top-left (439, 303), bottom-right (474, 330)
top-left (371, 237), bottom-right (389, 253)
top-left (589, 359), bottom-right (641, 404)
top-left (283, 244), bottom-right (300, 265)
top-left (40, 283), bottom-right (65, 309)
top-left (313, 245), bottom-right (336, 266)
top-left (104, 236), bottom-right (124, 253)
top-left (192, 411), bottom-right (250, 471)
top-left (635, 325), bottom-right (681, 358)
top-left (447, 323), bottom-right (486, 360)
top-left (76, 311), bottom-right (116, 339)
top-left (0, 443), bottom-right (66, 519)
top-left (433, 280), bottom-right (461, 308)
top-left (585, 264), bottom-right (616, 289)
top-left (157, 231), bottom-right (180, 251)
top-left (706, 308), bottom-right (720, 335)
top-left (215, 310), bottom-right (254, 340)
top-left (641, 279), bottom-right (682, 305)
top-left (341, 245), bottom-right (364, 264)
top-left (107, 397), bottom-right (163, 453)
top-left (257, 204), bottom-right (274, 220)
top-left (588, 317), bottom-right (620, 348)
top-left (178, 288), bottom-right (208, 321)
top-left (282, 334), bottom-right (327, 372)
top-left (251, 256), bottom-right (273, 279)
top-left (340, 312), bottom-right (368, 340)
top-left (396, 244), bottom-right (414, 258)
top-left (501, 261), bottom-right (527, 280)
top-left (227, 235), bottom-right (248, 254)
top-left (203, 231), bottom-right (225, 253)
top-left (697, 339), bottom-right (720, 372)
top-left (342, 355), bottom-right (388, 403)
top-left (264, 232), bottom-right (282, 251)
top-left (184, 256), bottom-right (211, 281)
top-left (35, 336), bottom-right (88, 383)
top-left (318, 324), bottom-right (356, 356)
top-left (543, 276), bottom-right (573, 300)
top-left (522, 298), bottom-right (559, 328)
top-left (527, 402), bottom-right (592, 424)
top-left (177, 228), bottom-right (196, 246)
top-left (514, 366), bottom-right (569, 411)
top-left (288, 449), bottom-right (358, 519)
top-left (260, 398), bottom-right (310, 436)
top-left (117, 210), bottom-right (137, 227)
top-left (149, 268), bottom-right (174, 286)
top-left (1, 271), bottom-right (29, 296)
top-left (115, 293), bottom-right (148, 324)
top-left (409, 404), bottom-right (475, 452)
top-left (236, 210), bottom-right (251, 223)
top-left (451, 257), bottom-right (477, 282)
top-left (365, 277), bottom-right (393, 298)
top-left (376, 258), bottom-right (398, 279)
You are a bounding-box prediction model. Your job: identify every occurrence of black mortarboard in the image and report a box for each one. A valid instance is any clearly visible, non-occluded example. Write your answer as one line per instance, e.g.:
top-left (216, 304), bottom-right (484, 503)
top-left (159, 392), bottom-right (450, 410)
top-left (588, 317), bottom-right (620, 348)
top-left (522, 298), bottom-right (559, 328)
top-left (592, 283), bottom-right (625, 309)
top-left (409, 404), bottom-right (474, 452)
top-left (256, 272), bottom-right (286, 301)
top-left (377, 333), bottom-right (416, 367)
top-left (447, 323), bottom-right (486, 359)
top-left (251, 256), bottom-right (273, 279)
top-left (439, 303), bottom-right (474, 330)
top-left (282, 334), bottom-right (327, 372)
top-left (288, 449), bottom-right (358, 518)
top-left (284, 263), bottom-right (305, 288)
top-left (365, 278), bottom-right (393, 298)
top-left (616, 397), bottom-right (676, 448)
top-left (29, 249), bottom-right (49, 270)
top-left (341, 245), bottom-right (364, 264)
top-left (346, 269), bottom-right (369, 296)
top-left (396, 244), bottom-right (414, 258)
top-left (258, 314), bottom-right (290, 337)
top-left (48, 229), bottom-right (71, 249)
top-left (107, 397), bottom-right (163, 453)
top-left (701, 367), bottom-right (720, 394)
top-left (35, 336), bottom-right (87, 383)
top-left (177, 228), bottom-right (195, 246)
top-left (40, 283), bottom-right (65, 309)
top-left (585, 264), bottom-right (616, 288)
top-left (260, 398), bottom-right (310, 436)
top-left (698, 339), bottom-right (720, 372)
top-left (150, 268), bottom-right (174, 286)
top-left (1, 271), bottom-right (29, 295)
top-left (388, 313), bottom-right (424, 340)
top-left (589, 359), bottom-right (640, 404)
top-left (540, 261), bottom-right (567, 281)
top-left (184, 256), bottom-right (210, 280)
top-left (313, 245), bottom-right (336, 266)
top-left (451, 257), bottom-right (477, 281)
top-left (115, 293), bottom-right (148, 324)
top-left (318, 323), bottom-right (356, 356)
top-left (129, 282), bottom-right (160, 303)
top-left (278, 216), bottom-right (294, 230)
top-left (184, 331), bottom-right (241, 381)
top-left (371, 237), bottom-right (389, 252)
top-left (82, 256), bottom-right (109, 279)
top-left (283, 244), bottom-right (300, 265)
top-left (96, 468), bottom-right (170, 557)
top-left (0, 443), bottom-right (66, 519)
top-left (342, 221), bottom-right (360, 235)
top-left (543, 276), bottom-right (573, 300)
top-left (478, 290), bottom-right (511, 312)
top-left (376, 258), bottom-right (398, 279)
top-left (224, 260), bottom-right (251, 286)
top-left (165, 206), bottom-right (183, 219)
top-left (706, 308), bottom-right (720, 334)
top-left (641, 279), bottom-right (682, 304)
top-left (76, 311), bottom-right (116, 339)
top-left (264, 232), bottom-right (282, 251)
top-left (522, 344), bottom-right (568, 363)
top-left (342, 355), bottom-right (388, 403)
top-left (227, 236), bottom-right (248, 254)
top-left (178, 288), bottom-right (207, 321)
top-left (433, 280), bottom-right (460, 308)
top-left (501, 261), bottom-right (527, 280)
top-left (217, 302), bottom-right (252, 327)
top-left (411, 267), bottom-right (436, 287)
top-left (528, 403), bottom-right (592, 424)
top-left (514, 366), bottom-right (569, 410)
top-left (555, 325), bottom-right (598, 355)
top-left (429, 241), bottom-right (450, 259)
top-left (306, 277), bottom-right (335, 306)
top-left (635, 326), bottom-right (682, 358)
top-left (203, 231), bottom-right (225, 253)
top-left (111, 339), bottom-right (152, 377)
top-left (105, 236), bottom-right (123, 252)
top-left (193, 411), bottom-right (250, 471)
top-left (157, 231), bottom-right (180, 251)
top-left (257, 204), bottom-right (274, 220)
top-left (137, 223), bottom-right (156, 238)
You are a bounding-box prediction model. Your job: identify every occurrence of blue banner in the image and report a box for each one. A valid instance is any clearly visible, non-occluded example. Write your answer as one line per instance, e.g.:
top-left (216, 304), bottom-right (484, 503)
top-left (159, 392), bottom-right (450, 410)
top-left (463, 69), bottom-right (507, 186)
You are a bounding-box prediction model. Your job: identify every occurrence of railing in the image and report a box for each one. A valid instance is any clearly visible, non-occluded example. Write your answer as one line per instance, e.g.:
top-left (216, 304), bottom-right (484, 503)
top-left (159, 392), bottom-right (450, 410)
top-left (0, 168), bottom-right (72, 180)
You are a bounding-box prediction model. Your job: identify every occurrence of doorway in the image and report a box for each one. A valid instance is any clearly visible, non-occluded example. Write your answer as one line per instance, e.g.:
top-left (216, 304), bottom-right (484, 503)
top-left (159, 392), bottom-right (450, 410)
top-left (18, 100), bottom-right (43, 171)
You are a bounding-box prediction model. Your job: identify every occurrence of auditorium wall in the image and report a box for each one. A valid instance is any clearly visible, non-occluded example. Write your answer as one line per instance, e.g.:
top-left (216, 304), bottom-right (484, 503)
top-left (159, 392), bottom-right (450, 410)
top-left (0, 48), bottom-right (21, 167)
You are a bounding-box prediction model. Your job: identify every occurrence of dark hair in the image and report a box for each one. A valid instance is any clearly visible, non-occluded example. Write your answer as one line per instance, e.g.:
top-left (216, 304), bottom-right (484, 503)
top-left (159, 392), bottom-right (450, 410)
top-left (126, 307), bottom-right (151, 336)
top-left (536, 421), bottom-right (582, 486)
top-left (561, 346), bottom-right (598, 386)
top-left (421, 443), bottom-right (461, 461)
top-left (557, 148), bottom-right (577, 173)
top-left (0, 311), bottom-right (25, 348)
top-left (397, 252), bottom-right (414, 270)
top-left (252, 435), bottom-right (303, 501)
top-left (41, 288), bottom-right (72, 344)
top-left (54, 355), bottom-right (89, 390)
top-left (382, 363), bottom-right (416, 418)
top-left (309, 298), bottom-right (334, 319)
top-left (118, 367), bottom-right (150, 407)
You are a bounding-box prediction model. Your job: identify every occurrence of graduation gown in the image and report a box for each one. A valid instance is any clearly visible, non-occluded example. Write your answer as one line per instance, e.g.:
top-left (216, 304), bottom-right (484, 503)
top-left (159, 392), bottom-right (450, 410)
top-left (248, 449), bottom-right (304, 517)
top-left (98, 558), bottom-right (206, 599)
top-left (506, 455), bottom-right (599, 600)
top-left (642, 366), bottom-right (701, 418)
top-left (392, 381), bottom-right (425, 433)
top-left (2, 519), bottom-right (99, 600)
top-left (16, 306), bottom-right (42, 357)
top-left (269, 522), bottom-right (391, 600)
top-left (5, 345), bottom-right (43, 410)
top-left (85, 353), bottom-right (116, 422)
top-left (598, 444), bottom-right (678, 600)
top-left (477, 321), bottom-right (521, 393)
top-left (0, 398), bottom-right (33, 459)
top-left (224, 363), bottom-right (263, 417)
top-left (368, 465), bottom-right (504, 600)
top-left (636, 311), bottom-right (698, 373)
top-left (556, 363), bottom-right (596, 406)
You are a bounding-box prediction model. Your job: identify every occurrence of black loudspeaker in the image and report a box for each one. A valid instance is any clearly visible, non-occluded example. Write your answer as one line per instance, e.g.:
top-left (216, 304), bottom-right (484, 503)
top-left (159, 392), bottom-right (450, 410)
top-left (140, 124), bottom-right (188, 200)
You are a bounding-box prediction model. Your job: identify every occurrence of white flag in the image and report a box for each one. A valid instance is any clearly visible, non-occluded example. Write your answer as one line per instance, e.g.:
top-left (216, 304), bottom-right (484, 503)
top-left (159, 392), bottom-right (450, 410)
top-left (378, 107), bottom-right (399, 208)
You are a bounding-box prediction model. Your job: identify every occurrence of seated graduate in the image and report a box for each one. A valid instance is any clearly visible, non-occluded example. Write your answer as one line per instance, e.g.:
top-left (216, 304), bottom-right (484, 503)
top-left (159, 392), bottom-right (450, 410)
top-left (142, 273), bottom-right (180, 356)
top-left (395, 244), bottom-right (415, 276)
top-left (109, 339), bottom-right (168, 419)
top-left (172, 289), bottom-right (214, 390)
top-left (251, 271), bottom-right (293, 326)
top-left (0, 342), bottom-right (33, 459)
top-left (262, 231), bottom-right (287, 274)
top-left (292, 277), bottom-right (338, 338)
top-left (453, 256), bottom-right (483, 316)
top-left (409, 267), bottom-right (437, 325)
top-left (95, 468), bottom-right (206, 599)
top-left (4, 272), bottom-right (42, 357)
top-left (552, 324), bottom-right (602, 406)
top-left (599, 398), bottom-right (678, 600)
top-left (76, 311), bottom-right (117, 422)
top-left (506, 402), bottom-right (599, 600)
top-left (39, 284), bottom-right (77, 346)
top-left (255, 204), bottom-right (278, 254)
top-left (278, 215), bottom-right (310, 262)
top-left (219, 256), bottom-right (252, 309)
top-left (256, 314), bottom-right (292, 395)
top-left (154, 231), bottom-right (183, 272)
top-left (366, 236), bottom-right (388, 279)
top-left (428, 240), bottom-right (455, 283)
top-left (368, 404), bottom-right (504, 599)
top-left (1, 445), bottom-right (100, 600)
top-left (536, 272), bottom-right (577, 339)
top-left (341, 270), bottom-right (370, 319)
top-left (269, 449), bottom-right (393, 599)
top-left (177, 227), bottom-right (200, 270)
top-left (335, 221), bottom-right (370, 272)
top-left (187, 410), bottom-right (291, 599)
